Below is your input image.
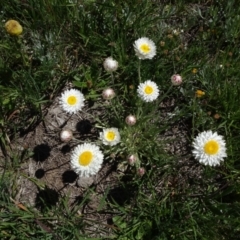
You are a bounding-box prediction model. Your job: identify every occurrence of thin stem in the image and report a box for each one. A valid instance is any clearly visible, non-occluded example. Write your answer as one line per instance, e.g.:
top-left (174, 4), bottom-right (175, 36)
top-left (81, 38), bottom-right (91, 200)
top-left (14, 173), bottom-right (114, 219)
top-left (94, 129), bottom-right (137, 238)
top-left (110, 72), bottom-right (114, 84)
top-left (17, 38), bottom-right (28, 67)
top-left (158, 85), bottom-right (173, 103)
top-left (191, 97), bottom-right (197, 138)
top-left (138, 59), bottom-right (141, 83)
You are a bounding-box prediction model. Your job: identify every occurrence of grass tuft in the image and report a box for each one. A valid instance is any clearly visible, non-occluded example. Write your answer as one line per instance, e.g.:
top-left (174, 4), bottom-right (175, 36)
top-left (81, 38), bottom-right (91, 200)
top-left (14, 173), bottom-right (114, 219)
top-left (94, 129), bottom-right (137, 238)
top-left (1, 0), bottom-right (240, 239)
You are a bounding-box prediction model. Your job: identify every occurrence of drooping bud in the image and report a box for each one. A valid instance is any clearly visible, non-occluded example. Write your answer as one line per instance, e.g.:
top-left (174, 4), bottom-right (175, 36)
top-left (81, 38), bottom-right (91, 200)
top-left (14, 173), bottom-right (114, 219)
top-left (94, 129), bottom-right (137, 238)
top-left (103, 57), bottom-right (118, 72)
top-left (102, 88), bottom-right (116, 100)
top-left (171, 74), bottom-right (182, 86)
top-left (60, 129), bottom-right (73, 142)
top-left (127, 154), bottom-right (137, 165)
top-left (125, 115), bottom-right (137, 126)
top-left (137, 167), bottom-right (145, 176)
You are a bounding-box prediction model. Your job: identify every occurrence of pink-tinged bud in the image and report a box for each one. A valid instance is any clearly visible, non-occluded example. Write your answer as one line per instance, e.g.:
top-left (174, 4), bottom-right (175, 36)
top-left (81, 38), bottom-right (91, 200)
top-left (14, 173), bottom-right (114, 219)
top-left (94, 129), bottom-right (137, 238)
top-left (125, 115), bottom-right (137, 126)
top-left (60, 129), bottom-right (73, 142)
top-left (171, 74), bottom-right (182, 86)
top-left (103, 57), bottom-right (118, 72)
top-left (137, 167), bottom-right (145, 176)
top-left (102, 88), bottom-right (116, 100)
top-left (127, 154), bottom-right (137, 165)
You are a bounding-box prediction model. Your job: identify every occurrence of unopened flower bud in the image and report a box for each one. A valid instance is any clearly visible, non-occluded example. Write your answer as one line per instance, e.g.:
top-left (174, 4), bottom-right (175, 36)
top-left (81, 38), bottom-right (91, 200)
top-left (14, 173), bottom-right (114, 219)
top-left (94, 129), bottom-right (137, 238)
top-left (125, 115), bottom-right (137, 126)
top-left (172, 29), bottom-right (180, 36)
top-left (214, 113), bottom-right (220, 119)
top-left (137, 167), bottom-right (145, 176)
top-left (127, 154), bottom-right (137, 165)
top-left (5, 20), bottom-right (23, 36)
top-left (192, 68), bottom-right (198, 74)
top-left (102, 88), bottom-right (115, 100)
top-left (171, 74), bottom-right (182, 86)
top-left (60, 129), bottom-right (73, 142)
top-left (103, 57), bottom-right (118, 72)
top-left (195, 90), bottom-right (205, 98)
top-left (160, 41), bottom-right (165, 47)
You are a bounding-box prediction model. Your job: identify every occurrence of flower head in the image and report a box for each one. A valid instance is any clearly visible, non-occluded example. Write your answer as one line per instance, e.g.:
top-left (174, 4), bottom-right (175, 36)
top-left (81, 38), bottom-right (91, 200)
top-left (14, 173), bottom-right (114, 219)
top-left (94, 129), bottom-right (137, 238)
top-left (71, 143), bottom-right (104, 177)
top-left (60, 129), bottom-right (73, 142)
top-left (127, 154), bottom-right (137, 165)
top-left (137, 167), bottom-right (145, 176)
top-left (103, 57), bottom-right (118, 72)
top-left (192, 130), bottom-right (227, 166)
top-left (102, 88), bottom-right (115, 100)
top-left (60, 89), bottom-right (85, 114)
top-left (5, 20), bottom-right (23, 36)
top-left (192, 68), bottom-right (198, 74)
top-left (195, 90), bottom-right (205, 98)
top-left (214, 113), bottom-right (220, 120)
top-left (137, 80), bottom-right (159, 102)
top-left (133, 37), bottom-right (156, 60)
top-left (125, 115), bottom-right (137, 126)
top-left (100, 128), bottom-right (121, 146)
top-left (171, 74), bottom-right (182, 86)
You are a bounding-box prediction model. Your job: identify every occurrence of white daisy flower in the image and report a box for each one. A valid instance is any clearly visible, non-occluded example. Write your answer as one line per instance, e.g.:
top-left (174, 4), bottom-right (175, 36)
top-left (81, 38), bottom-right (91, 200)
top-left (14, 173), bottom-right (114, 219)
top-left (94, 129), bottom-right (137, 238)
top-left (137, 80), bottom-right (159, 102)
top-left (103, 57), bottom-right (118, 72)
top-left (100, 128), bottom-right (121, 146)
top-left (59, 89), bottom-right (85, 114)
top-left (71, 143), bottom-right (104, 177)
top-left (192, 130), bottom-right (227, 166)
top-left (133, 37), bottom-right (156, 60)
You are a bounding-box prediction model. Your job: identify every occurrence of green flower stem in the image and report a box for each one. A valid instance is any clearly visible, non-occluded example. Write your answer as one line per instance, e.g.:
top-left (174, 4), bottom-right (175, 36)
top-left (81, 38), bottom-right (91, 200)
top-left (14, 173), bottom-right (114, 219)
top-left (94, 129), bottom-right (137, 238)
top-left (16, 38), bottom-right (28, 67)
top-left (111, 72), bottom-right (114, 84)
top-left (192, 97), bottom-right (197, 138)
top-left (158, 85), bottom-right (173, 103)
top-left (138, 59), bottom-right (142, 83)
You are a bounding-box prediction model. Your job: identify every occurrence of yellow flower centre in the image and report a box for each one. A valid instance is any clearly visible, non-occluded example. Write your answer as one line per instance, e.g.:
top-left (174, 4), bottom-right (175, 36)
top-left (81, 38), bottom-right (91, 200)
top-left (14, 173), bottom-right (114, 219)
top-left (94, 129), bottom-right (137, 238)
top-left (67, 96), bottom-right (77, 105)
top-left (78, 151), bottom-right (93, 166)
top-left (204, 140), bottom-right (219, 155)
top-left (106, 131), bottom-right (116, 141)
top-left (144, 85), bottom-right (153, 94)
top-left (140, 44), bottom-right (150, 53)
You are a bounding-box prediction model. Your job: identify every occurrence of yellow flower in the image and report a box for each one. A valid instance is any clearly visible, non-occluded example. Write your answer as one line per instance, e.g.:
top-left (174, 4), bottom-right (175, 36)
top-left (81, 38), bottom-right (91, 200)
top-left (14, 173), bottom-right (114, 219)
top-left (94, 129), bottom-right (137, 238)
top-left (192, 68), bottom-right (198, 74)
top-left (5, 20), bottom-right (23, 36)
top-left (195, 90), bottom-right (205, 98)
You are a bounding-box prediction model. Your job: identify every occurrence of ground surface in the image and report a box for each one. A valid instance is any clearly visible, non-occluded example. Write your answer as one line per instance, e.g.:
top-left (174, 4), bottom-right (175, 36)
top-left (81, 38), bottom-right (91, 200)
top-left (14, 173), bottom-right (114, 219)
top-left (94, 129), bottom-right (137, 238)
top-left (0, 91), bottom-right (214, 237)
